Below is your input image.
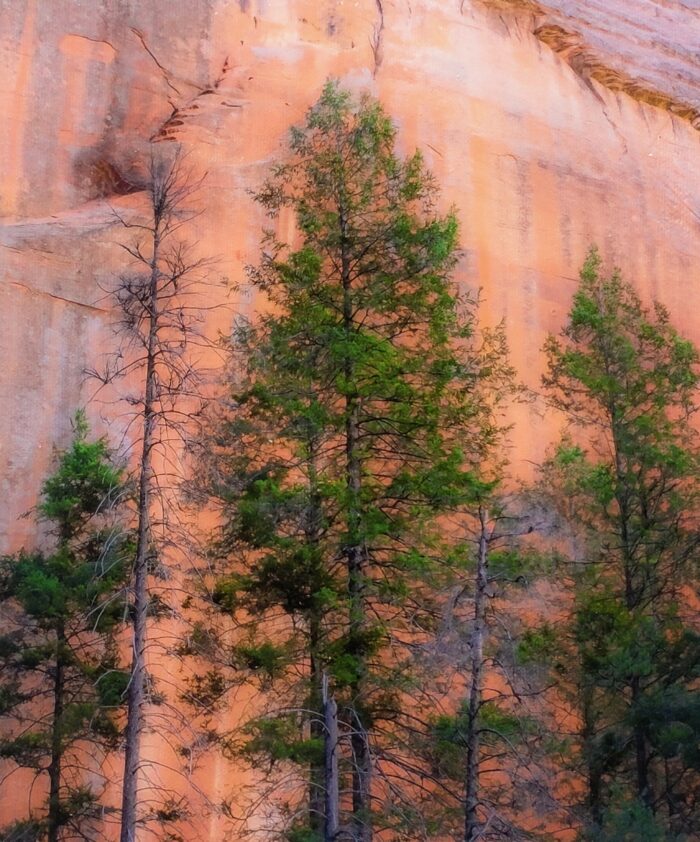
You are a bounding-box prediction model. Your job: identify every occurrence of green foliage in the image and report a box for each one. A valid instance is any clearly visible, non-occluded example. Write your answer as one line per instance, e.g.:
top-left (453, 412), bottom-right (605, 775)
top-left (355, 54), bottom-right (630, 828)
top-left (516, 622), bottom-right (560, 665)
top-left (194, 80), bottom-right (517, 838)
top-left (183, 671), bottom-right (228, 712)
top-left (240, 716), bottom-right (324, 767)
top-left (285, 827), bottom-right (323, 842)
top-left (0, 415), bottom-right (128, 840)
top-left (95, 668), bottom-right (130, 707)
top-left (39, 411), bottom-right (123, 541)
top-left (232, 641), bottom-right (290, 681)
top-left (0, 818), bottom-right (46, 842)
top-left (583, 800), bottom-right (668, 842)
top-left (542, 249), bottom-right (700, 836)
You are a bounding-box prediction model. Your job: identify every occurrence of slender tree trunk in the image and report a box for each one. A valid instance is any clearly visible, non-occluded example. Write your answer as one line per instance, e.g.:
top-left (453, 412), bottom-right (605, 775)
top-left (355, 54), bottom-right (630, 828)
top-left (347, 404), bottom-right (371, 842)
top-left (306, 440), bottom-right (326, 835)
top-left (324, 674), bottom-right (340, 842)
top-left (612, 418), bottom-right (653, 811)
top-left (340, 209), bottom-right (371, 842)
top-left (664, 758), bottom-right (680, 835)
top-left (631, 675), bottom-right (652, 807)
top-left (581, 684), bottom-right (603, 827)
top-left (120, 226), bottom-right (161, 842)
top-left (310, 630), bottom-right (325, 835)
top-left (463, 507), bottom-right (488, 842)
top-left (47, 625), bottom-right (66, 842)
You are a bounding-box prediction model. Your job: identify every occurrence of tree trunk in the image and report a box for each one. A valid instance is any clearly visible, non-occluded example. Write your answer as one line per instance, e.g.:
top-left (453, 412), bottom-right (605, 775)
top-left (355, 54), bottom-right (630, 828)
top-left (463, 507), bottom-right (489, 842)
top-left (324, 674), bottom-right (340, 842)
top-left (340, 207), bottom-right (372, 842)
top-left (631, 675), bottom-right (652, 808)
top-left (612, 418), bottom-right (654, 811)
top-left (307, 441), bottom-right (326, 835)
top-left (310, 636), bottom-right (325, 834)
top-left (47, 625), bottom-right (66, 842)
top-left (581, 684), bottom-right (603, 828)
top-left (119, 227), bottom-right (161, 842)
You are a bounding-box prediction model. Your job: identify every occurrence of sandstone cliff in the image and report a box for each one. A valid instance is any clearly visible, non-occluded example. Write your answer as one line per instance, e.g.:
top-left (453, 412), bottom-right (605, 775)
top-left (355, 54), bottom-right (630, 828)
top-left (2, 0), bottom-right (699, 548)
top-left (1, 1), bottom-right (699, 837)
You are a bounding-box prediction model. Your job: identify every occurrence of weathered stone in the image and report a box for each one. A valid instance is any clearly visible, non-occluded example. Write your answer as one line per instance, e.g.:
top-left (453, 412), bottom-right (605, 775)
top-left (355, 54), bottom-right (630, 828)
top-left (0, 3), bottom-right (698, 829)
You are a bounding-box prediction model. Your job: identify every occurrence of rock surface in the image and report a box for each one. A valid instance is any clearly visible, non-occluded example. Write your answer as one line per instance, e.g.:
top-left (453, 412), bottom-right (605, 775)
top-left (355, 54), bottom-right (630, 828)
top-left (0, 2), bottom-right (699, 829)
top-left (2, 0), bottom-right (699, 548)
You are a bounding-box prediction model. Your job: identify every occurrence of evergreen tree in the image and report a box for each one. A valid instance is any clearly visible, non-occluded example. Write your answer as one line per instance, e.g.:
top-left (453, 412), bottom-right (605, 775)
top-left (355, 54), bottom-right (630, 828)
top-left (0, 413), bottom-right (129, 842)
top-left (193, 80), bottom-right (505, 841)
top-left (539, 249), bottom-right (700, 837)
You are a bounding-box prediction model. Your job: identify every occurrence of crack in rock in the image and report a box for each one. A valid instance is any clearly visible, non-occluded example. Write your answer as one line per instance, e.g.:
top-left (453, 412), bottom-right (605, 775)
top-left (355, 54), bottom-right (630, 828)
top-left (7, 280), bottom-right (108, 314)
top-left (68, 33), bottom-right (117, 56)
top-left (130, 27), bottom-right (182, 97)
top-left (371, 0), bottom-right (385, 76)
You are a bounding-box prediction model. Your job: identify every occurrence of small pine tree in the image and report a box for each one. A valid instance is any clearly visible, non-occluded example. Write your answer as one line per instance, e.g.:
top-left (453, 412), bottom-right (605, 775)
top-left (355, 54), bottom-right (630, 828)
top-left (0, 413), bottom-right (130, 842)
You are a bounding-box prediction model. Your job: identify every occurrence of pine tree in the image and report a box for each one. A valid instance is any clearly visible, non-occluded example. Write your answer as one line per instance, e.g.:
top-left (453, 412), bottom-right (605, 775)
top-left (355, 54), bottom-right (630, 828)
top-left (0, 413), bottom-right (129, 842)
top-left (540, 249), bottom-right (700, 837)
top-left (193, 80), bottom-right (506, 840)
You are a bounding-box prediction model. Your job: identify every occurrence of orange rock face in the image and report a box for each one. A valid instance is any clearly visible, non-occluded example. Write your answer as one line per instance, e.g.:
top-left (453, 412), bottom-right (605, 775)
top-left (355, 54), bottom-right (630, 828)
top-left (1, 0), bottom-right (699, 834)
top-left (2, 0), bottom-right (699, 543)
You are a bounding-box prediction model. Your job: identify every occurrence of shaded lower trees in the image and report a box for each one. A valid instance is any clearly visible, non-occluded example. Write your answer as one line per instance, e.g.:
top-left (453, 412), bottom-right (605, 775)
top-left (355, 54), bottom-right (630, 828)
top-left (535, 249), bottom-right (700, 838)
top-left (418, 362), bottom-right (558, 841)
top-left (187, 81), bottom-right (516, 840)
top-left (0, 413), bottom-right (129, 841)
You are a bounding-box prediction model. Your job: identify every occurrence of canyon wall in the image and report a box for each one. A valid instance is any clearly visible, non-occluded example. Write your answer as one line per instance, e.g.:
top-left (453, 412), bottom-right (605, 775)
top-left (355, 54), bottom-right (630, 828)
top-left (2, 0), bottom-right (699, 548)
top-left (0, 2), bottom-right (699, 833)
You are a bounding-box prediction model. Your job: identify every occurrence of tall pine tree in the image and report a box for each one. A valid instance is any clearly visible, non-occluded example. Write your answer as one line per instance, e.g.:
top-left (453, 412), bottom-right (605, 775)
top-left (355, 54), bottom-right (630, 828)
top-left (192, 81), bottom-right (505, 841)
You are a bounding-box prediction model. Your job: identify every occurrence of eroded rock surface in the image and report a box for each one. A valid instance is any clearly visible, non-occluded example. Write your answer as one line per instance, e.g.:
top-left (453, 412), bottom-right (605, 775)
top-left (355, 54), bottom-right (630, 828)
top-left (1, 0), bottom-right (698, 552)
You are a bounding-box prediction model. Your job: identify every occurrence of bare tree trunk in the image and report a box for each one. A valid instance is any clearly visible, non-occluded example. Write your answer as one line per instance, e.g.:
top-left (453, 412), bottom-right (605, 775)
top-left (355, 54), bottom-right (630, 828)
top-left (324, 674), bottom-right (340, 842)
top-left (47, 625), bottom-right (66, 842)
top-left (310, 634), bottom-right (325, 835)
top-left (119, 221), bottom-right (161, 842)
top-left (463, 507), bottom-right (489, 842)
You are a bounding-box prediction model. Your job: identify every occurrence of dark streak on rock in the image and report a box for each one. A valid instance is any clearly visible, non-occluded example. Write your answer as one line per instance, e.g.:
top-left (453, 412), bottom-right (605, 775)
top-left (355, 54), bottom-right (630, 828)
top-left (371, 0), bottom-right (385, 77)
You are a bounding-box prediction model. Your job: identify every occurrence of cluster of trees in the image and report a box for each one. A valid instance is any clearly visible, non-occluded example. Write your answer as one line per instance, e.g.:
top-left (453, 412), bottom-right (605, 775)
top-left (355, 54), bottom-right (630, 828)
top-left (1, 82), bottom-right (698, 842)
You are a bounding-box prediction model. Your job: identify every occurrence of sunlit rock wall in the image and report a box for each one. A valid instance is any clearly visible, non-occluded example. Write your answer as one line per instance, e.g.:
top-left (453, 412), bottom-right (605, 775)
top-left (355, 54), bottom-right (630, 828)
top-left (1, 0), bottom-right (698, 574)
top-left (1, 0), bottom-right (699, 836)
